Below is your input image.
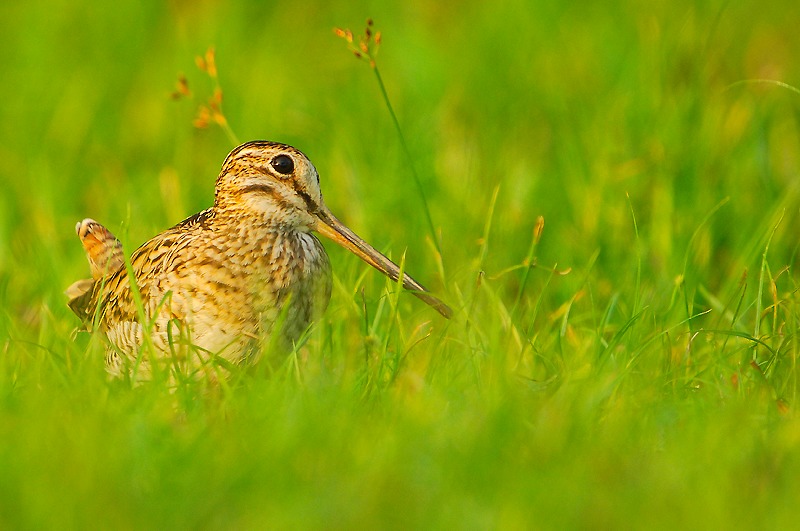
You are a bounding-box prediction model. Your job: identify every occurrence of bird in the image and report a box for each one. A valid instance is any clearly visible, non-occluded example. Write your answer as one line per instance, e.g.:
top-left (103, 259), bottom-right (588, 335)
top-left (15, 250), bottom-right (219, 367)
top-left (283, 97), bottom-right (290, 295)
top-left (67, 140), bottom-right (451, 379)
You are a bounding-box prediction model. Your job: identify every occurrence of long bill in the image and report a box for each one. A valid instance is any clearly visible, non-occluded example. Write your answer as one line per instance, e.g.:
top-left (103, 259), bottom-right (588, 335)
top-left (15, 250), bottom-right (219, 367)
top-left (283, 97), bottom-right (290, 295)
top-left (314, 208), bottom-right (453, 319)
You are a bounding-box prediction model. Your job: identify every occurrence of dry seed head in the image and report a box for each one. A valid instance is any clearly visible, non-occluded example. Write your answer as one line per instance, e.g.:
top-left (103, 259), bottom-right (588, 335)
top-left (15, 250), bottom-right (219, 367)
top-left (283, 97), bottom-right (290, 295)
top-left (335, 20), bottom-right (381, 66)
top-left (177, 75), bottom-right (190, 95)
top-left (334, 28), bottom-right (354, 43)
top-left (213, 110), bottom-right (227, 126)
top-left (211, 87), bottom-right (223, 109)
top-left (193, 106), bottom-right (210, 128)
top-left (205, 47), bottom-right (217, 78)
top-left (171, 74), bottom-right (191, 100)
top-left (533, 216), bottom-right (545, 244)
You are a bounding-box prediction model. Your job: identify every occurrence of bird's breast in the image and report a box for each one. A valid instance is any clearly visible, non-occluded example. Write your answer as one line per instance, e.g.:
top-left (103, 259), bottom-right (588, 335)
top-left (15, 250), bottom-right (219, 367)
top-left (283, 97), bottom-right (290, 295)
top-left (156, 228), bottom-right (331, 360)
top-left (248, 230), bottom-right (332, 340)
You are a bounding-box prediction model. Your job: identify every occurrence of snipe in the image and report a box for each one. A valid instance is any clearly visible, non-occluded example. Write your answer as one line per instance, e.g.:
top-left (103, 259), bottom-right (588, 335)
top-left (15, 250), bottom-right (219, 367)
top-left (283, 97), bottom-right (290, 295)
top-left (68, 141), bottom-right (451, 378)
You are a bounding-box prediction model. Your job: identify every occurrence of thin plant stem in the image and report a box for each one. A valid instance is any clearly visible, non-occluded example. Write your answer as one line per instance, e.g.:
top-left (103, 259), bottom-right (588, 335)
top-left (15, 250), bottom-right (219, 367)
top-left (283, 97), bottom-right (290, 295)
top-left (335, 22), bottom-right (443, 257)
top-left (371, 65), bottom-right (441, 255)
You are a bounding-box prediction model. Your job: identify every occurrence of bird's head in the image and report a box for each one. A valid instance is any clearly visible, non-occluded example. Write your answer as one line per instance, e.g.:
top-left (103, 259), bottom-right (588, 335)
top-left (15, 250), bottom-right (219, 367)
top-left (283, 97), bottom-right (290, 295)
top-left (214, 141), bottom-right (324, 231)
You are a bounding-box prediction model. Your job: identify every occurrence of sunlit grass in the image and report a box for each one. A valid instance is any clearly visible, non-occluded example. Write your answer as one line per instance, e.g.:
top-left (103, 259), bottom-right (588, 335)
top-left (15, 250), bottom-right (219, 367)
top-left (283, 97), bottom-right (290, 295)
top-left (2, 0), bottom-right (800, 528)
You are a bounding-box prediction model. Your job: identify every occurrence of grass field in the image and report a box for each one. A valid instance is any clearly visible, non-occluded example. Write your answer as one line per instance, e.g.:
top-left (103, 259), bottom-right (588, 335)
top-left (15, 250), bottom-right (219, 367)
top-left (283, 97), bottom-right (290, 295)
top-left (2, 0), bottom-right (800, 528)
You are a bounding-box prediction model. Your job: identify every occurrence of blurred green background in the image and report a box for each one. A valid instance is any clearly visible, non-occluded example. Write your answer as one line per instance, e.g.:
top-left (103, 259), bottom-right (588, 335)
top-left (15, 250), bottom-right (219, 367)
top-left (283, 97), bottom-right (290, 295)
top-left (2, 0), bottom-right (800, 529)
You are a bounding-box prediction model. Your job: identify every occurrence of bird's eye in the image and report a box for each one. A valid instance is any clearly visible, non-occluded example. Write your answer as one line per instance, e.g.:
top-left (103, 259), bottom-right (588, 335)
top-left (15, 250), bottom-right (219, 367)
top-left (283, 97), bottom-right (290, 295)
top-left (271, 154), bottom-right (294, 175)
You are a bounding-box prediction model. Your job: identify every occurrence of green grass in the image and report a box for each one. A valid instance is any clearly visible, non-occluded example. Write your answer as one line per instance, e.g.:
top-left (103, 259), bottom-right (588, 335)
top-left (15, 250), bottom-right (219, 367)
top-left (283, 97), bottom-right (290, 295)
top-left (2, 0), bottom-right (800, 528)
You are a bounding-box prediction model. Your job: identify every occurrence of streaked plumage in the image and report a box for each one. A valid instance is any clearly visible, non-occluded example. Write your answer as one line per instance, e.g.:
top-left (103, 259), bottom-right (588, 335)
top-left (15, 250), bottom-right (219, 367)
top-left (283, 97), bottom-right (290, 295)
top-left (68, 141), bottom-right (451, 379)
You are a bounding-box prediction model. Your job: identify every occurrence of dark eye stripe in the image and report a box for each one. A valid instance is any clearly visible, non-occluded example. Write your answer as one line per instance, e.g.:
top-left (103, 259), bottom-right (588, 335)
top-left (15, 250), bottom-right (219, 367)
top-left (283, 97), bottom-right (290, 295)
top-left (238, 183), bottom-right (295, 212)
top-left (294, 187), bottom-right (315, 212)
top-left (238, 184), bottom-right (276, 196)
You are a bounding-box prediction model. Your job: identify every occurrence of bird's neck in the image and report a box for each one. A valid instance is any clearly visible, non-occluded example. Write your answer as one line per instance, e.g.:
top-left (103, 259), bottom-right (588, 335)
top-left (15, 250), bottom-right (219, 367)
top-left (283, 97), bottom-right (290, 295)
top-left (212, 206), bottom-right (313, 246)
